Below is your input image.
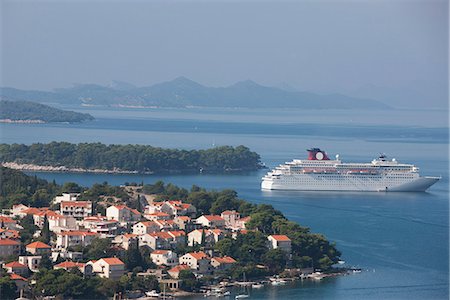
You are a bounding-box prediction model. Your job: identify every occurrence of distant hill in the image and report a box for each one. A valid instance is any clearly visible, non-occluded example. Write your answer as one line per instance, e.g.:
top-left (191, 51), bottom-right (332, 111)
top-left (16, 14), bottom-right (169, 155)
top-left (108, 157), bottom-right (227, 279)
top-left (0, 77), bottom-right (389, 109)
top-left (0, 100), bottom-right (94, 123)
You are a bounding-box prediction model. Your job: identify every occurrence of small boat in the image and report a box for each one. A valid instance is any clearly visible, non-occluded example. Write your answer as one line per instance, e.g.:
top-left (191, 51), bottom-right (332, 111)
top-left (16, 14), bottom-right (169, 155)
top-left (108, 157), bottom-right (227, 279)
top-left (145, 290), bottom-right (159, 297)
top-left (270, 278), bottom-right (287, 286)
top-left (235, 295), bottom-right (249, 299)
top-left (251, 283), bottom-right (264, 289)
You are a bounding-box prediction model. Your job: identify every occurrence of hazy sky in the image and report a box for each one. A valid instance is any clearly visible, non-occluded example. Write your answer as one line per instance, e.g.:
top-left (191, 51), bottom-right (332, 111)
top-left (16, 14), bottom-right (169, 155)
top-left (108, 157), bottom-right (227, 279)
top-left (1, 0), bottom-right (448, 108)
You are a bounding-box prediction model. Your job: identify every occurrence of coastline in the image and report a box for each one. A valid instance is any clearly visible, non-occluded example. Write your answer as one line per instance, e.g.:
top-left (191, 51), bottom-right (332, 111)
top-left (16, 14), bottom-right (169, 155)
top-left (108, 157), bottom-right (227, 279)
top-left (1, 162), bottom-right (143, 174)
top-left (0, 119), bottom-right (46, 124)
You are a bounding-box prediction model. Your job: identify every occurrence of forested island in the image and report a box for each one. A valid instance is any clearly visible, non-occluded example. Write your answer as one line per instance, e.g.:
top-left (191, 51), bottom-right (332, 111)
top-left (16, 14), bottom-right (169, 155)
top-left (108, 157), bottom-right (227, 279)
top-left (0, 166), bottom-right (342, 299)
top-left (0, 100), bottom-right (94, 123)
top-left (0, 142), bottom-right (263, 174)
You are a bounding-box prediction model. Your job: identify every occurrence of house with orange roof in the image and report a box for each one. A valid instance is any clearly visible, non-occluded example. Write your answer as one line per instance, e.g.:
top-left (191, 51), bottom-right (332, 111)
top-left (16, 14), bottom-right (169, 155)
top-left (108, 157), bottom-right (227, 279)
top-left (211, 256), bottom-right (237, 271)
top-left (54, 260), bottom-right (92, 275)
top-left (33, 210), bottom-right (61, 228)
top-left (267, 235), bottom-right (292, 253)
top-left (106, 205), bottom-right (141, 223)
top-left (48, 214), bottom-right (78, 233)
top-left (196, 215), bottom-right (226, 228)
top-left (143, 211), bottom-right (171, 221)
top-left (0, 216), bottom-right (18, 230)
top-left (112, 233), bottom-right (138, 250)
top-left (56, 231), bottom-right (98, 249)
top-left (179, 251), bottom-right (212, 274)
top-left (161, 201), bottom-right (197, 217)
top-left (168, 264), bottom-right (190, 279)
top-left (87, 257), bottom-right (125, 279)
top-left (132, 221), bottom-right (160, 235)
top-left (0, 238), bottom-right (21, 258)
top-left (26, 241), bottom-right (51, 255)
top-left (9, 273), bottom-right (29, 292)
top-left (173, 216), bottom-right (195, 231)
top-left (144, 201), bottom-right (165, 214)
top-left (150, 249), bottom-right (178, 267)
top-left (3, 261), bottom-right (29, 276)
top-left (61, 201), bottom-right (92, 219)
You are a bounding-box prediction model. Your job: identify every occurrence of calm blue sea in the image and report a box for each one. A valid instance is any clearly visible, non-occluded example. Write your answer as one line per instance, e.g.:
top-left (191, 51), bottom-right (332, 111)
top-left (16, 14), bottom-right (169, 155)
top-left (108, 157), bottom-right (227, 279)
top-left (1, 106), bottom-right (448, 299)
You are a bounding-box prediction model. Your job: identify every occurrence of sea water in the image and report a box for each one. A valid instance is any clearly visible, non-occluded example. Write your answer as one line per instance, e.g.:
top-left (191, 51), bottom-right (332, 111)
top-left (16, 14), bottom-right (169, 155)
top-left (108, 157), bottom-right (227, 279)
top-left (1, 106), bottom-right (448, 299)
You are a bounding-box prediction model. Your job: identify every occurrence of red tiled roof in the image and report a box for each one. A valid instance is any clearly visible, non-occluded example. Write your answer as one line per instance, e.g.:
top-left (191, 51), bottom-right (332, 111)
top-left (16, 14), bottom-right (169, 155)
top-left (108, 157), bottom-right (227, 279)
top-left (55, 261), bottom-right (85, 268)
top-left (201, 215), bottom-right (224, 222)
top-left (213, 256), bottom-right (236, 264)
top-left (151, 250), bottom-right (170, 255)
top-left (211, 229), bottom-right (223, 235)
top-left (168, 264), bottom-right (190, 273)
top-left (124, 233), bottom-right (138, 238)
top-left (187, 251), bottom-right (208, 260)
top-left (152, 232), bottom-right (172, 239)
top-left (26, 241), bottom-right (51, 249)
top-left (147, 212), bottom-right (170, 217)
top-left (21, 208), bottom-right (45, 215)
top-left (239, 216), bottom-right (251, 222)
top-left (101, 257), bottom-right (124, 265)
top-left (0, 216), bottom-right (15, 223)
top-left (0, 238), bottom-right (20, 246)
top-left (59, 231), bottom-right (97, 236)
top-left (140, 221), bottom-right (159, 227)
top-left (168, 230), bottom-right (186, 237)
top-left (10, 273), bottom-right (27, 281)
top-left (176, 216), bottom-right (191, 221)
top-left (35, 210), bottom-right (61, 217)
top-left (61, 201), bottom-right (91, 207)
top-left (221, 210), bottom-right (238, 215)
top-left (4, 261), bottom-right (27, 268)
top-left (269, 235), bottom-right (291, 242)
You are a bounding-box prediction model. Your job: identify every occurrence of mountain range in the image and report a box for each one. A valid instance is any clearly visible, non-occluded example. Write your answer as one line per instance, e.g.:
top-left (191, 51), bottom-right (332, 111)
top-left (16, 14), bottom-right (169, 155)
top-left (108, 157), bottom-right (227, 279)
top-left (0, 77), bottom-right (389, 109)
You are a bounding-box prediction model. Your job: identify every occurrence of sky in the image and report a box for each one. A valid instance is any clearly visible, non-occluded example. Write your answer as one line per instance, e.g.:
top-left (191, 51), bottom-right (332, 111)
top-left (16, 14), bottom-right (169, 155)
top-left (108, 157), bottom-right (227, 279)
top-left (1, 0), bottom-right (448, 108)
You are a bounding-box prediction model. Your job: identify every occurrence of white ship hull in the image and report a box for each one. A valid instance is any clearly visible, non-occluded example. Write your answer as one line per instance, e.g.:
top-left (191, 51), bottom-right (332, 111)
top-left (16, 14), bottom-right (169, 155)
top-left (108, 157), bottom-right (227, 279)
top-left (262, 149), bottom-right (440, 192)
top-left (262, 174), bottom-right (440, 192)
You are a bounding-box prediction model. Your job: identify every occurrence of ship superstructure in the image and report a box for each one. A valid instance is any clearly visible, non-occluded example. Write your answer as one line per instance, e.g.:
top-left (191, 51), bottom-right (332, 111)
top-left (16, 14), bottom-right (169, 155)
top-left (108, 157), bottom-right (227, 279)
top-left (261, 148), bottom-right (440, 192)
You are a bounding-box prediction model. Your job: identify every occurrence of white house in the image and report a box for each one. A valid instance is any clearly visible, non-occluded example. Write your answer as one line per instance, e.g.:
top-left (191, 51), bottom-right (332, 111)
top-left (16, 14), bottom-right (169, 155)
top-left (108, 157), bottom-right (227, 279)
top-left (179, 251), bottom-right (212, 274)
top-left (53, 193), bottom-right (80, 204)
top-left (221, 210), bottom-right (241, 228)
top-left (60, 201), bottom-right (92, 219)
top-left (56, 231), bottom-right (98, 249)
top-left (48, 214), bottom-right (78, 233)
top-left (161, 201), bottom-right (197, 217)
top-left (83, 216), bottom-right (118, 237)
top-left (267, 235), bottom-right (292, 253)
top-left (187, 229), bottom-right (224, 247)
top-left (87, 257), bottom-right (125, 279)
top-left (132, 221), bottom-right (160, 235)
top-left (106, 205), bottom-right (141, 223)
top-left (19, 255), bottom-right (42, 272)
top-left (196, 215), bottom-right (226, 228)
top-left (150, 250), bottom-right (178, 267)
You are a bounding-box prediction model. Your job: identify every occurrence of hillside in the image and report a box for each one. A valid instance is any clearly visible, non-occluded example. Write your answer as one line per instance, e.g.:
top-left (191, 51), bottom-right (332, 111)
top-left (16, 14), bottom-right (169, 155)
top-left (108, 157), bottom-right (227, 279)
top-left (0, 100), bottom-right (94, 123)
top-left (0, 77), bottom-right (389, 109)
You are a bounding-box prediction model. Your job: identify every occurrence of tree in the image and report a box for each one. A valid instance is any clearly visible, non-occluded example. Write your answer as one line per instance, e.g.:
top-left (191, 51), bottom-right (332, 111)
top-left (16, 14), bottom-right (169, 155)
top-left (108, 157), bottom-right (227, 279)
top-left (0, 276), bottom-right (17, 299)
top-left (38, 254), bottom-right (53, 270)
top-left (41, 215), bottom-right (51, 244)
top-left (262, 249), bottom-right (287, 274)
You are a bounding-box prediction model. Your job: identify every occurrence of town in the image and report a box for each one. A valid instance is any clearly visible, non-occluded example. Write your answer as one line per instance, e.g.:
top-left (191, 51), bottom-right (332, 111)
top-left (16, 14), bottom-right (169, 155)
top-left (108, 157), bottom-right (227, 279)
top-left (0, 178), bottom-right (342, 299)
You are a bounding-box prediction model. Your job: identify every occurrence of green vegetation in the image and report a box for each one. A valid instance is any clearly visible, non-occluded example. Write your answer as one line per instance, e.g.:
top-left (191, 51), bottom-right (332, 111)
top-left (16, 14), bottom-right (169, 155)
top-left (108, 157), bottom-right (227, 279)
top-left (0, 100), bottom-right (94, 123)
top-left (0, 166), bottom-right (59, 209)
top-left (0, 142), bottom-right (262, 173)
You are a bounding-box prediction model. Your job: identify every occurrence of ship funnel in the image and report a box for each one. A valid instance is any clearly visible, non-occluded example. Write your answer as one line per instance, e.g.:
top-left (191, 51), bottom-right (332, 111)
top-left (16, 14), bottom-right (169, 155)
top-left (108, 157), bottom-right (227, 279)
top-left (336, 154), bottom-right (340, 160)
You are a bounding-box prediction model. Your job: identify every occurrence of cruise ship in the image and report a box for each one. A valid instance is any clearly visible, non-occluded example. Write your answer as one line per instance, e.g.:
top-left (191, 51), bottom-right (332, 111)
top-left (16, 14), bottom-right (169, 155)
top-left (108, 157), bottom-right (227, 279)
top-left (261, 148), bottom-right (440, 192)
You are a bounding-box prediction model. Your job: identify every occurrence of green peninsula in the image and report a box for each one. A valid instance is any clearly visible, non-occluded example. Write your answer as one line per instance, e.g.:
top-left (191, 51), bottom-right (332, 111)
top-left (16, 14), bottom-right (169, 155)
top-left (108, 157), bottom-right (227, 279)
top-left (0, 100), bottom-right (94, 123)
top-left (0, 142), bottom-right (263, 174)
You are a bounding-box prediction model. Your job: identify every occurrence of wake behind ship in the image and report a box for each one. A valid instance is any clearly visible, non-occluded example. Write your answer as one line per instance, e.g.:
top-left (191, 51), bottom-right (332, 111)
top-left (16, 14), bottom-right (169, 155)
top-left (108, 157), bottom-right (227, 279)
top-left (261, 148), bottom-right (440, 192)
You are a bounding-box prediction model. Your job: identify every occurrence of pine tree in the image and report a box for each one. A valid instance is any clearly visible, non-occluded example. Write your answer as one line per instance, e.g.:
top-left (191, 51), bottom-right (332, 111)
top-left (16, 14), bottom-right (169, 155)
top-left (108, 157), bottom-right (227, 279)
top-left (41, 215), bottom-right (51, 244)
